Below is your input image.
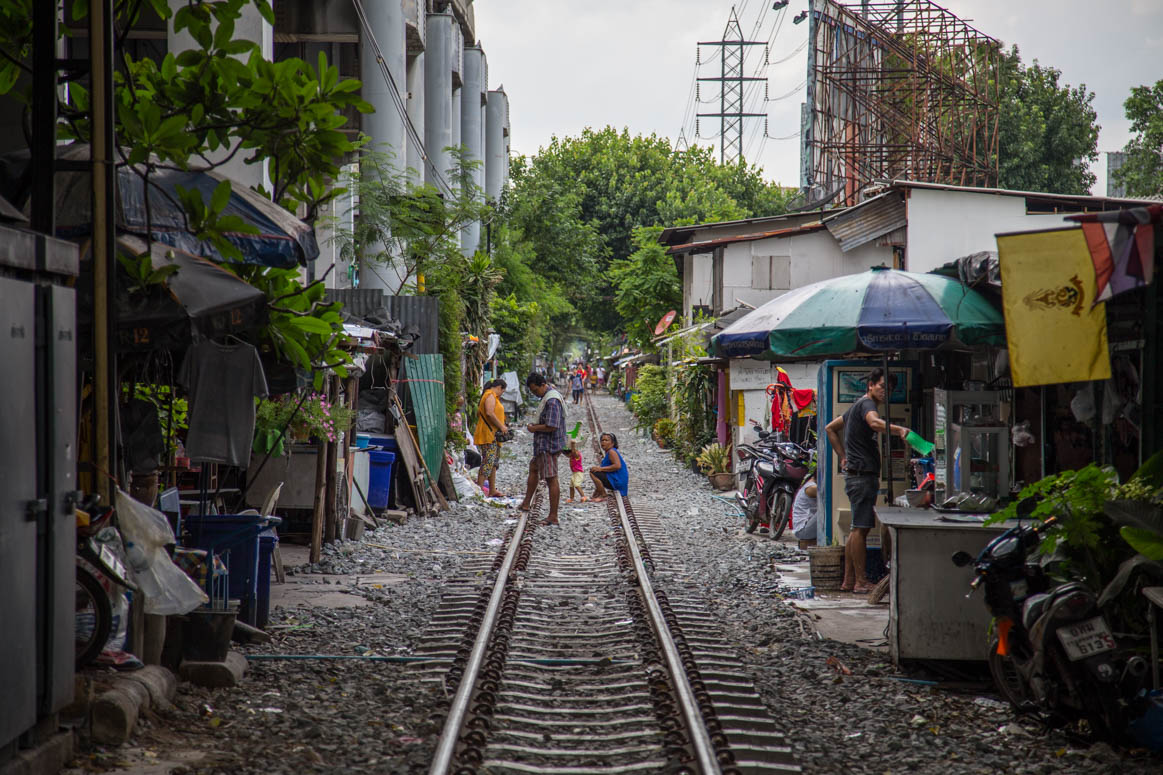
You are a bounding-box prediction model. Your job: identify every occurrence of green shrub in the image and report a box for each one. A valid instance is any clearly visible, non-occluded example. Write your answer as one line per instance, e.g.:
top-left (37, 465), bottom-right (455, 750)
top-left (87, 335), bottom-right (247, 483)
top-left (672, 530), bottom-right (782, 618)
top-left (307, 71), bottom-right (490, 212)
top-left (654, 417), bottom-right (677, 447)
top-left (630, 364), bottom-right (668, 431)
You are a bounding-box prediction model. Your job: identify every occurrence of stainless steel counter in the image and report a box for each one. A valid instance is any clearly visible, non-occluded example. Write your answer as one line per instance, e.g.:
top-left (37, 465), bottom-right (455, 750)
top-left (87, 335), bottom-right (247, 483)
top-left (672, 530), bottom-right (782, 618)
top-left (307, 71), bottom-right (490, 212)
top-left (880, 507), bottom-right (1013, 664)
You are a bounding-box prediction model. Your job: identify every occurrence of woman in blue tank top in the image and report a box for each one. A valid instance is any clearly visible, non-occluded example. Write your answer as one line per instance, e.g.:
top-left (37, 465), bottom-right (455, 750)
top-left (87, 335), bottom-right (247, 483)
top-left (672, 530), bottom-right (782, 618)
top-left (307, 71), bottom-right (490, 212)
top-left (589, 432), bottom-right (628, 501)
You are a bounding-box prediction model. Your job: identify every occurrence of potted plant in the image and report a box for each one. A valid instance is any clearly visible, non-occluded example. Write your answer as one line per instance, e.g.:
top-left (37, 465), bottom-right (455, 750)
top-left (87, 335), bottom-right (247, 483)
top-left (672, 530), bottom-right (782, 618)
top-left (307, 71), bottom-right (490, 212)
top-left (255, 392), bottom-right (355, 452)
top-left (696, 442), bottom-right (734, 491)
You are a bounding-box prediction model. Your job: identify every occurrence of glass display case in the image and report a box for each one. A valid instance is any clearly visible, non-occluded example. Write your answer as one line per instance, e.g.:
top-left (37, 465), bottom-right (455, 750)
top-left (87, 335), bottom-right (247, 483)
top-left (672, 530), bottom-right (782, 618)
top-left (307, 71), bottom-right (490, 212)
top-left (931, 389), bottom-right (1004, 499)
top-left (948, 424), bottom-right (1009, 497)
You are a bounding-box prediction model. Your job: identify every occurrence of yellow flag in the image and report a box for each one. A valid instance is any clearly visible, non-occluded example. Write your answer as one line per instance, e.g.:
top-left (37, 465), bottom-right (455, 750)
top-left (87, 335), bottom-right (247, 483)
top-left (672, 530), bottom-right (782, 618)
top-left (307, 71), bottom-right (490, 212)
top-left (996, 227), bottom-right (1111, 387)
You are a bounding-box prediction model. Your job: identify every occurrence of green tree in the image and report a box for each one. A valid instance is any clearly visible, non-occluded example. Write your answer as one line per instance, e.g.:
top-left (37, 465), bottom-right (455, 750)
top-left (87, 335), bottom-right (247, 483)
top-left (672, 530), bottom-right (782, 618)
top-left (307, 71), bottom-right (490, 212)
top-left (334, 148), bottom-right (491, 295)
top-left (996, 47), bottom-right (1099, 194)
top-left (502, 127), bottom-right (792, 337)
top-left (610, 226), bottom-right (681, 349)
top-left (1113, 79), bottom-right (1163, 197)
top-left (0, 0), bottom-right (370, 383)
top-left (490, 294), bottom-right (541, 378)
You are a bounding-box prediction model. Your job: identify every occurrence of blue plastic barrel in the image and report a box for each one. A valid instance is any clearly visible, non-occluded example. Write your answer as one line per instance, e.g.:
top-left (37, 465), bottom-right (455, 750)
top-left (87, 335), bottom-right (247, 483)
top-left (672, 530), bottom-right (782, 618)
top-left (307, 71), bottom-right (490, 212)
top-left (367, 435), bottom-right (399, 453)
top-left (184, 514), bottom-right (267, 625)
top-left (367, 450), bottom-right (396, 509)
top-left (256, 529), bottom-right (278, 628)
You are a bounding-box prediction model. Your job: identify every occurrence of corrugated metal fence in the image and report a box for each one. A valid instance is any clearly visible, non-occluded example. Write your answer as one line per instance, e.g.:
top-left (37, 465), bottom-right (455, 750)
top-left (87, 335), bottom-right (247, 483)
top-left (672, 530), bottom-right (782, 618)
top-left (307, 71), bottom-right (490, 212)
top-left (403, 354), bottom-right (447, 480)
top-left (324, 290), bottom-right (440, 354)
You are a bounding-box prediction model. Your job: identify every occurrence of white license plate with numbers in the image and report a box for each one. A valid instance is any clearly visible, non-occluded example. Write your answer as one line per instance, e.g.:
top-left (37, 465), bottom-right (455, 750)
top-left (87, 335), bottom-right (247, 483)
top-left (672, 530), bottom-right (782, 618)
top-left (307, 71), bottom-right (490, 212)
top-left (1056, 616), bottom-right (1116, 661)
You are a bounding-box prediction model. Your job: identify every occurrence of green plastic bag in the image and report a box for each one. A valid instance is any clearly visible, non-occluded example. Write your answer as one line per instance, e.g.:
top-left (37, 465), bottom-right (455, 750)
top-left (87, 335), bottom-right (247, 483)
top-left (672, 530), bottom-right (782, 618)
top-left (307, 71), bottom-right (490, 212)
top-left (905, 430), bottom-right (934, 456)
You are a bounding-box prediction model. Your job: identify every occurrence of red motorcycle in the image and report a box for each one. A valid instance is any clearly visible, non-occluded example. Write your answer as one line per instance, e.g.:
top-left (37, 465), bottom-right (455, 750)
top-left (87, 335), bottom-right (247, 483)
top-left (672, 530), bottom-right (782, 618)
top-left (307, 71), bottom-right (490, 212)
top-left (736, 425), bottom-right (812, 539)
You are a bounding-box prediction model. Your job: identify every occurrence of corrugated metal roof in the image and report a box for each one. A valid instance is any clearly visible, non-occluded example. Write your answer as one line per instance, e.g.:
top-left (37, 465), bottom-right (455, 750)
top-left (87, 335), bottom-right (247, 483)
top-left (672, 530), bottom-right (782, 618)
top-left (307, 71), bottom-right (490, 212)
top-left (886, 179), bottom-right (1163, 209)
top-left (823, 191), bottom-right (907, 252)
top-left (665, 222), bottom-right (826, 255)
top-left (658, 208), bottom-right (834, 246)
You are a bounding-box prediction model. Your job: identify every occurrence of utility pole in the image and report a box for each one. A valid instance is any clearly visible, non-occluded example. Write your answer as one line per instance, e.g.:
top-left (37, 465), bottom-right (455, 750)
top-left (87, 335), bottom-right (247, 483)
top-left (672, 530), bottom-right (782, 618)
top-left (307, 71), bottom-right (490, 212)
top-left (697, 6), bottom-right (767, 165)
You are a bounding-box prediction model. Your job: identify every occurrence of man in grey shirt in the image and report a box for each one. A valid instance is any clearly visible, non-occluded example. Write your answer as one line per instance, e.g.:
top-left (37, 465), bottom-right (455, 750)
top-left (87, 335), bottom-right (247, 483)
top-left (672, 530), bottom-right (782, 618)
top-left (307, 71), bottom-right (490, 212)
top-left (825, 368), bottom-right (910, 593)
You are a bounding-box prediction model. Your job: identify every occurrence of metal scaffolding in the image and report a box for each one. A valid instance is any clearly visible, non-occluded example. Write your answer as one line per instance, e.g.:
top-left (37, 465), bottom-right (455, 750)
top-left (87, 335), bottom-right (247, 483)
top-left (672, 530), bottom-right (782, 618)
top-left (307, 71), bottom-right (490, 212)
top-left (802, 0), bottom-right (1001, 206)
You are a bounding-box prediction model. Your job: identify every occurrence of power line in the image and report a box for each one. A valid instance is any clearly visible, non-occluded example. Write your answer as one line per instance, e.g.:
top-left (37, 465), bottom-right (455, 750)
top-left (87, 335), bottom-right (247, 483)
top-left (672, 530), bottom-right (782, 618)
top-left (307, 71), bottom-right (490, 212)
top-left (767, 80), bottom-right (807, 102)
top-left (770, 37), bottom-right (808, 65)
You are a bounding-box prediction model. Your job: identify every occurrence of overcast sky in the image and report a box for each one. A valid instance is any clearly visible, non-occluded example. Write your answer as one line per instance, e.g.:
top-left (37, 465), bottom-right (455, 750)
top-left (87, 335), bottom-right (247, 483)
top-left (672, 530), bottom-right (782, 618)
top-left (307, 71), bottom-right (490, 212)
top-left (476, 0), bottom-right (1162, 197)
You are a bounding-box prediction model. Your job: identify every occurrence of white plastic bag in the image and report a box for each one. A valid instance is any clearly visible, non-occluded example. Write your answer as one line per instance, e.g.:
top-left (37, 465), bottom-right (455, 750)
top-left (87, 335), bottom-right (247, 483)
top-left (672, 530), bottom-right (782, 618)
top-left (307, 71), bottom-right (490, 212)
top-left (451, 472), bottom-right (482, 500)
top-left (115, 489), bottom-right (208, 615)
top-left (1070, 384), bottom-right (1096, 423)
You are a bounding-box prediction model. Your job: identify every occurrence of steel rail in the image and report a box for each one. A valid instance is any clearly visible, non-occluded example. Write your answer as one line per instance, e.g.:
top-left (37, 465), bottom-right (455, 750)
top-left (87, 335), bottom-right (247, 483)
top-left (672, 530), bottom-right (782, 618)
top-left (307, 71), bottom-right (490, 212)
top-left (428, 508), bottom-right (529, 774)
top-left (587, 390), bottom-right (721, 774)
top-left (614, 491), bottom-right (722, 775)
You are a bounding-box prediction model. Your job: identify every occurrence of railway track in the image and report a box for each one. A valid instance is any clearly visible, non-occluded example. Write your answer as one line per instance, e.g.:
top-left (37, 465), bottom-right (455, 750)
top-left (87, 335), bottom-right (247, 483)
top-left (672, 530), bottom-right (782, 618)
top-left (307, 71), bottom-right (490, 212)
top-left (416, 390), bottom-right (800, 774)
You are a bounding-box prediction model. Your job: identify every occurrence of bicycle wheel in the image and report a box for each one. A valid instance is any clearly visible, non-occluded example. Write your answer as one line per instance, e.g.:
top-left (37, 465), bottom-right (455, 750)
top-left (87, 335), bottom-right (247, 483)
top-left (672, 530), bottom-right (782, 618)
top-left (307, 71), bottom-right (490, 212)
top-left (768, 491), bottom-right (792, 540)
top-left (76, 565), bottom-right (112, 668)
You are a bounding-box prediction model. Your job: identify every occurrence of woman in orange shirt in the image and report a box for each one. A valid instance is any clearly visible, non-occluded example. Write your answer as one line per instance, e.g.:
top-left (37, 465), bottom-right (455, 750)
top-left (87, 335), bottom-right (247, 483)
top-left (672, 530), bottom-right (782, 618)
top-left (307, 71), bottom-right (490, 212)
top-left (473, 379), bottom-right (510, 496)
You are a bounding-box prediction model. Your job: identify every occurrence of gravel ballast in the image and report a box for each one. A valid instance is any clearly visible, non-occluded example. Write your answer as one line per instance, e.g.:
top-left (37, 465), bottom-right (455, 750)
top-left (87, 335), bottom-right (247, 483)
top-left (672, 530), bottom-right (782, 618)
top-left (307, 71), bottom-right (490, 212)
top-left (69, 391), bottom-right (1161, 774)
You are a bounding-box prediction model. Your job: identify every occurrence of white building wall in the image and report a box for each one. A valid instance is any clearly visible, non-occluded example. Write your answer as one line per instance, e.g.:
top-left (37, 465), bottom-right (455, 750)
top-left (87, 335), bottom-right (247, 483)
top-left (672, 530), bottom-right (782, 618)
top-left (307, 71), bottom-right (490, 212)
top-left (905, 188), bottom-right (1084, 273)
top-left (684, 253), bottom-right (714, 318)
top-left (716, 230), bottom-right (892, 313)
top-left (728, 359), bottom-right (820, 458)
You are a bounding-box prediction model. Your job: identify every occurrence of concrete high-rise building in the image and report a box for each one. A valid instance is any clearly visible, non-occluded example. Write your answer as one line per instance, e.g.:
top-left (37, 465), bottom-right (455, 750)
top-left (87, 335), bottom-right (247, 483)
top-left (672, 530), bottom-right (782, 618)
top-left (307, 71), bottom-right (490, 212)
top-left (485, 89), bottom-right (510, 204)
top-left (345, 1), bottom-right (505, 282)
top-left (459, 46), bottom-right (486, 256)
top-left (1, 1), bottom-right (512, 292)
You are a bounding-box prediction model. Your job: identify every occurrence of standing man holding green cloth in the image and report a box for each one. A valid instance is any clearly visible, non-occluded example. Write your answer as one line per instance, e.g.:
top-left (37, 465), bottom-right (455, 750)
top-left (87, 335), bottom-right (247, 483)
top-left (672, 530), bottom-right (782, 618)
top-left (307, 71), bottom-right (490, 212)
top-left (825, 368), bottom-right (910, 594)
top-left (517, 373), bottom-right (567, 526)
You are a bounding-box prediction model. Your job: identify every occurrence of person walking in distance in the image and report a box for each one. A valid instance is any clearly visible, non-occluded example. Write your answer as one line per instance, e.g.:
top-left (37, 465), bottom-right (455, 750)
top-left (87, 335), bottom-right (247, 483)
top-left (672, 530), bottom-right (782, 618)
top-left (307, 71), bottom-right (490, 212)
top-left (517, 373), bottom-right (567, 525)
top-left (570, 370), bottom-right (584, 404)
top-left (824, 368), bottom-right (909, 594)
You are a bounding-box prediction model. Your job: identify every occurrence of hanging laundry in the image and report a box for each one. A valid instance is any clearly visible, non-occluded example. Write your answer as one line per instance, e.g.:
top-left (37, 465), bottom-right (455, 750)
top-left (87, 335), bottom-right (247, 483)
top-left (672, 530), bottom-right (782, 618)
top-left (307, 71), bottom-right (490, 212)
top-left (766, 367), bottom-right (794, 433)
top-left (179, 340), bottom-right (268, 467)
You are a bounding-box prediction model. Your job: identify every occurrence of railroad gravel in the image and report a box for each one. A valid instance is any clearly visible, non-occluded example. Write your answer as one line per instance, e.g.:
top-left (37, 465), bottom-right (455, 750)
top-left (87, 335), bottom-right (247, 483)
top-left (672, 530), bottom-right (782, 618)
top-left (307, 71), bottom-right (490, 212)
top-left (73, 391), bottom-right (1161, 774)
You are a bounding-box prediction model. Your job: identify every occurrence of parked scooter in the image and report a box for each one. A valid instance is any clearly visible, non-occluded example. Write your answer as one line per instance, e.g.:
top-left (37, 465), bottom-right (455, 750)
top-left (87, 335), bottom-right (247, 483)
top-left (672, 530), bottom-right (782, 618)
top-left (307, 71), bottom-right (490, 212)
top-left (76, 494), bottom-right (136, 667)
top-left (952, 497), bottom-right (1149, 740)
top-left (736, 424), bottom-right (813, 539)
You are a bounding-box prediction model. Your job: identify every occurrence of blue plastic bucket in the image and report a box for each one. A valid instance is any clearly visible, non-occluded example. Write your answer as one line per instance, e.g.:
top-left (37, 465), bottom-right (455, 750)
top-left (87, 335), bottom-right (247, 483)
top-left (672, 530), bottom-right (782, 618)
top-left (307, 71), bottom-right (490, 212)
top-left (355, 433), bottom-right (371, 449)
top-left (367, 450), bottom-right (396, 509)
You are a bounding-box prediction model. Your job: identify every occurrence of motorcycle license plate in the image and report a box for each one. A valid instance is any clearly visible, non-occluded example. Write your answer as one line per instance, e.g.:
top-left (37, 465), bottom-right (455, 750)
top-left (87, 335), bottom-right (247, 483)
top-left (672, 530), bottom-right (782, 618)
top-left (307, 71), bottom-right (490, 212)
top-left (1056, 616), bottom-right (1116, 661)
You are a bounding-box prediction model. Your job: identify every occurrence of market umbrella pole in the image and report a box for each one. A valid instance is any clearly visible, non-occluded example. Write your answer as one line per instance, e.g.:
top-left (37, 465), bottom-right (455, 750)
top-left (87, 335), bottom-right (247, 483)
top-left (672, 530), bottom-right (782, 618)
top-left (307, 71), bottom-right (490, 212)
top-left (883, 352), bottom-right (892, 505)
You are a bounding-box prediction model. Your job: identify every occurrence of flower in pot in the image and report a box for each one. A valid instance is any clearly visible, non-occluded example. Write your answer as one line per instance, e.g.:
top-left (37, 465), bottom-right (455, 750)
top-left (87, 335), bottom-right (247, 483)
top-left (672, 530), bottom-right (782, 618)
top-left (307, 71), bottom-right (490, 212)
top-left (696, 442), bottom-right (734, 491)
top-left (255, 393), bottom-right (356, 453)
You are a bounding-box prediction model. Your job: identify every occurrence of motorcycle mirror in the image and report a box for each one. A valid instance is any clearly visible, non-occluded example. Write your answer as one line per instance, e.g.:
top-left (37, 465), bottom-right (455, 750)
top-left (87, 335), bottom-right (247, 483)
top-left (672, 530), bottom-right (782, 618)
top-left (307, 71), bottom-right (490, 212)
top-left (951, 551), bottom-right (973, 567)
top-left (1016, 496), bottom-right (1038, 518)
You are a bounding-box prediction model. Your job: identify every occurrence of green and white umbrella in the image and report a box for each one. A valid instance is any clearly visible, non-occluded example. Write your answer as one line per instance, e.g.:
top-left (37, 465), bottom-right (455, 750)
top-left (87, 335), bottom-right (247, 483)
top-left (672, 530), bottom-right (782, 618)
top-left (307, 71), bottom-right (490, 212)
top-left (710, 267), bottom-right (1004, 359)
